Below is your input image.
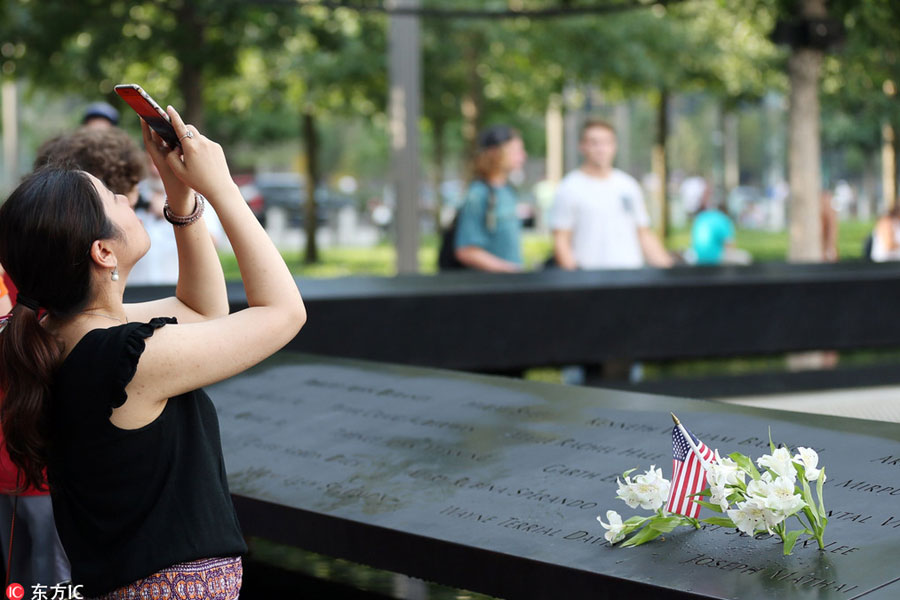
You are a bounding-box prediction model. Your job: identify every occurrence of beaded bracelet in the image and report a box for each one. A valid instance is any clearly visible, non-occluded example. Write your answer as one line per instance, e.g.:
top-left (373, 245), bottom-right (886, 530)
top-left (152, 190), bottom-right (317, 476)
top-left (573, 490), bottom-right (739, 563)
top-left (163, 194), bottom-right (206, 228)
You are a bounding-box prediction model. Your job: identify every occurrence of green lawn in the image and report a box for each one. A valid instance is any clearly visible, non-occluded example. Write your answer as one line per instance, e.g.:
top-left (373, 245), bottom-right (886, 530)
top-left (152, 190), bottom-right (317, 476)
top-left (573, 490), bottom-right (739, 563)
top-left (221, 220), bottom-right (876, 280)
top-left (667, 220), bottom-right (874, 262)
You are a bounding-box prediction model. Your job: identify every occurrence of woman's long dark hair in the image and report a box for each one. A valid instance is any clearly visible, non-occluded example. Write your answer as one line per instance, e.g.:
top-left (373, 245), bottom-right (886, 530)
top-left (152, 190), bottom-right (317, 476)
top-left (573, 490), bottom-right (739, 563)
top-left (0, 168), bottom-right (119, 490)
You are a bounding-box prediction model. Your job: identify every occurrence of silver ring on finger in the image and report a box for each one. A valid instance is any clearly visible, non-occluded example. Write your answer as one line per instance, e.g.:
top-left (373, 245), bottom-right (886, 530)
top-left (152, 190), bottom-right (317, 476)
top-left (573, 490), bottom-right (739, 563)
top-left (178, 130), bottom-right (195, 142)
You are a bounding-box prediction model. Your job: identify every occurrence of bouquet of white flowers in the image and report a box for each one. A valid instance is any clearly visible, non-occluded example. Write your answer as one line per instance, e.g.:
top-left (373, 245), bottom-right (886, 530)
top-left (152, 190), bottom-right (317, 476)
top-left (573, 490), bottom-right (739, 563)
top-left (598, 417), bottom-right (828, 555)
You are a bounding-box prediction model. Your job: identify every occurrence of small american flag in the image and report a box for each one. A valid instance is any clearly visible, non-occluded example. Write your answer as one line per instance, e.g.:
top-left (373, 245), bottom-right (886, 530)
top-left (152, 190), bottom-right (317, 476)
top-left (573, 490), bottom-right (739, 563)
top-left (666, 424), bottom-right (715, 518)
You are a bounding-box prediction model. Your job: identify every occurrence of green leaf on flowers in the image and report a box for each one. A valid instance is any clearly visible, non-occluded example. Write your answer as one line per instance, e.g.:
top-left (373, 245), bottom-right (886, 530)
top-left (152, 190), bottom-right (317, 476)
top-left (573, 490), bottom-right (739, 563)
top-left (702, 517), bottom-right (737, 528)
top-left (690, 488), bottom-right (711, 498)
top-left (648, 516), bottom-right (687, 533)
top-left (728, 452), bottom-right (761, 480)
top-left (802, 506), bottom-right (819, 529)
top-left (799, 475), bottom-right (813, 499)
top-left (816, 468), bottom-right (827, 520)
top-left (619, 525), bottom-right (665, 547)
top-left (799, 478), bottom-right (817, 525)
top-left (782, 530), bottom-right (804, 555)
top-left (793, 462), bottom-right (806, 481)
top-left (622, 516), bottom-right (647, 527)
top-left (695, 500), bottom-right (724, 513)
top-left (767, 427), bottom-right (777, 453)
top-left (622, 468), bottom-right (637, 479)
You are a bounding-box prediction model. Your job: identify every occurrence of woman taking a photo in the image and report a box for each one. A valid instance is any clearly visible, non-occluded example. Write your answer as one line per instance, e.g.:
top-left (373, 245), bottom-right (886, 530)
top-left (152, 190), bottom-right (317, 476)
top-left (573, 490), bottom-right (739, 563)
top-left (0, 106), bottom-right (306, 598)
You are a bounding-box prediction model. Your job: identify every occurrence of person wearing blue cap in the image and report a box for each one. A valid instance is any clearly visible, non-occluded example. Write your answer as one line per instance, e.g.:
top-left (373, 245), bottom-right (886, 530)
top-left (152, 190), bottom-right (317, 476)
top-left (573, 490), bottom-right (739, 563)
top-left (454, 125), bottom-right (527, 272)
top-left (82, 101), bottom-right (120, 129)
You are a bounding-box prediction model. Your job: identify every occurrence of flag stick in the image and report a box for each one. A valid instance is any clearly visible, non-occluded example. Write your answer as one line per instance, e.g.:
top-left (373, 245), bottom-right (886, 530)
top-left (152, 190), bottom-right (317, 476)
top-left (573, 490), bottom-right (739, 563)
top-left (671, 413), bottom-right (712, 471)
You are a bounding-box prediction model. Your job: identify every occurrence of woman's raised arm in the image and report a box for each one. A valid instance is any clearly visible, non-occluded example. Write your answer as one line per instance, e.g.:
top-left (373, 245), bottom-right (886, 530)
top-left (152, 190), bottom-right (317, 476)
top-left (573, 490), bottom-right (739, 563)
top-left (123, 108), bottom-right (306, 413)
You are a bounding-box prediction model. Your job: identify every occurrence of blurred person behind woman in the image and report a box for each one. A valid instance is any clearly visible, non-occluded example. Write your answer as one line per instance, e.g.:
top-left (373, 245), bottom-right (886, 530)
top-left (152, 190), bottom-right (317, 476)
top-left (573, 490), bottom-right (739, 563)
top-left (0, 105), bottom-right (305, 598)
top-left (0, 265), bottom-right (9, 314)
top-left (871, 203), bottom-right (900, 262)
top-left (34, 127), bottom-right (145, 207)
top-left (689, 183), bottom-right (750, 266)
top-left (81, 101), bottom-right (120, 129)
top-left (454, 125), bottom-right (528, 272)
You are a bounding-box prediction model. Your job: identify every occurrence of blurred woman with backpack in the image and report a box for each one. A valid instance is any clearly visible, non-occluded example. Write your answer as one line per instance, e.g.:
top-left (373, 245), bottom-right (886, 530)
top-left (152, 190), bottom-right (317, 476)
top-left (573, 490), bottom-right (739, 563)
top-left (450, 126), bottom-right (527, 273)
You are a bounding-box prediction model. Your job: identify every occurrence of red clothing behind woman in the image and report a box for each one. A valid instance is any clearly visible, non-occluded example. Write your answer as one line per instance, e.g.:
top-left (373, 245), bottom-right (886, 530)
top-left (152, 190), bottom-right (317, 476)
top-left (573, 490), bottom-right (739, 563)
top-left (3, 272), bottom-right (15, 304)
top-left (0, 280), bottom-right (47, 496)
top-left (0, 436), bottom-right (47, 496)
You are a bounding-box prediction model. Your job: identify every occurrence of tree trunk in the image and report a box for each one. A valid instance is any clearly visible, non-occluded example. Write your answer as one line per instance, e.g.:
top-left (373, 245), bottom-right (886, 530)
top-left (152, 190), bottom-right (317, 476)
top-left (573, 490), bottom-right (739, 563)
top-left (175, 1), bottom-right (205, 129)
top-left (461, 32), bottom-right (484, 179)
top-left (787, 0), bottom-right (826, 262)
top-left (545, 95), bottom-right (564, 184)
top-left (723, 108), bottom-right (740, 194)
top-left (177, 64), bottom-right (205, 130)
top-left (651, 88), bottom-right (669, 239)
top-left (388, 0), bottom-right (422, 274)
top-left (861, 149), bottom-right (877, 220)
top-left (1, 80), bottom-right (18, 193)
top-left (433, 117), bottom-right (446, 233)
top-left (303, 110), bottom-right (319, 264)
top-left (613, 101), bottom-right (631, 175)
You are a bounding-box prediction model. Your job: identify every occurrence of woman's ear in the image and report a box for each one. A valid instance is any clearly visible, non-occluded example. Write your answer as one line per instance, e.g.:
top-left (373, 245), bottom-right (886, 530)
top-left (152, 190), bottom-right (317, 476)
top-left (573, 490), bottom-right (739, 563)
top-left (89, 239), bottom-right (118, 270)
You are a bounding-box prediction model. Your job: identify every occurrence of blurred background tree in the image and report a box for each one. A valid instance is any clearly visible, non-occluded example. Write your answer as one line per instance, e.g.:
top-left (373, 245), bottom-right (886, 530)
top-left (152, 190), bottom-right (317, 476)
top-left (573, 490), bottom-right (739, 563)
top-left (1, 0), bottom-right (897, 268)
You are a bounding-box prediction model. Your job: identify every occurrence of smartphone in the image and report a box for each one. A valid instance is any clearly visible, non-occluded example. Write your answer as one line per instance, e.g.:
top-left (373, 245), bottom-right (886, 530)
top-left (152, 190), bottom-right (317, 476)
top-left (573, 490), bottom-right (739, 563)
top-left (114, 84), bottom-right (180, 148)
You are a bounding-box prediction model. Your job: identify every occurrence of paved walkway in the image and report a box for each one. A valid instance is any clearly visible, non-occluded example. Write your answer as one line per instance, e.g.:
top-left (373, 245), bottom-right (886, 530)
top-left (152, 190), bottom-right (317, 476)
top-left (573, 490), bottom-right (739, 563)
top-left (720, 386), bottom-right (900, 423)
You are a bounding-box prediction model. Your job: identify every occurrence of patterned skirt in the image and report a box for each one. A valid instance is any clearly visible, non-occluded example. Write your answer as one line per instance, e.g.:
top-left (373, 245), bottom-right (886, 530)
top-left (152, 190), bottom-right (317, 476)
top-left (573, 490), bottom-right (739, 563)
top-left (93, 556), bottom-right (242, 600)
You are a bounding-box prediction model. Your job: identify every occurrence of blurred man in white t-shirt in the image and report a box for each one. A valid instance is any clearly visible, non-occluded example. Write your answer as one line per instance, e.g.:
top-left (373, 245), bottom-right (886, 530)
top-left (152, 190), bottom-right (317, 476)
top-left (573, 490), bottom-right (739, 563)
top-left (552, 120), bottom-right (673, 270)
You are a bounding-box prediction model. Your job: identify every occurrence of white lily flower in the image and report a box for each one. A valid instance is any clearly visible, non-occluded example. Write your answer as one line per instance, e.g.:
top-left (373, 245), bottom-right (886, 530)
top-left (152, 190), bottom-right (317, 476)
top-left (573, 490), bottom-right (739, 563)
top-left (757, 447), bottom-right (795, 481)
top-left (764, 476), bottom-right (807, 517)
top-left (792, 447), bottom-right (826, 482)
top-left (616, 466), bottom-right (670, 511)
top-left (727, 498), bottom-right (766, 535)
top-left (597, 510), bottom-right (626, 544)
top-left (709, 482), bottom-right (731, 511)
top-left (631, 465), bottom-right (671, 511)
top-left (727, 497), bottom-right (784, 535)
top-left (616, 475), bottom-right (642, 509)
top-left (745, 478), bottom-right (771, 500)
top-left (708, 450), bottom-right (745, 487)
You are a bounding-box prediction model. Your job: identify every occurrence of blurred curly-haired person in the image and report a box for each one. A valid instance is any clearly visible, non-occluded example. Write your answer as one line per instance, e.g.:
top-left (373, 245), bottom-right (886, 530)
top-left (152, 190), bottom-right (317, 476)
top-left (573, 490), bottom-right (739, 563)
top-left (34, 127), bottom-right (146, 207)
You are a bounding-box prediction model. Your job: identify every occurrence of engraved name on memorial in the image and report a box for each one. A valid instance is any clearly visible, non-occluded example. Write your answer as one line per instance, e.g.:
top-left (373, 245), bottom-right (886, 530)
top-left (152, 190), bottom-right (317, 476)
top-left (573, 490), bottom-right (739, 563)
top-left (209, 355), bottom-right (900, 599)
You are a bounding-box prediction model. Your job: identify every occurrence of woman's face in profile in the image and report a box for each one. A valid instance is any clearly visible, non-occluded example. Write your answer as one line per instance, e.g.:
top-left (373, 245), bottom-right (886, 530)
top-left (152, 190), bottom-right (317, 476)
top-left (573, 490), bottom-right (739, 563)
top-left (126, 184), bottom-right (140, 209)
top-left (87, 173), bottom-right (151, 264)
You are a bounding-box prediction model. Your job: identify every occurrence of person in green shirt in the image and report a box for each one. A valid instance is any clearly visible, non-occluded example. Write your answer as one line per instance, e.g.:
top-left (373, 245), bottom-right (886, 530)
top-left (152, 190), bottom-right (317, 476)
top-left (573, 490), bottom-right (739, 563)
top-left (454, 126), bottom-right (527, 272)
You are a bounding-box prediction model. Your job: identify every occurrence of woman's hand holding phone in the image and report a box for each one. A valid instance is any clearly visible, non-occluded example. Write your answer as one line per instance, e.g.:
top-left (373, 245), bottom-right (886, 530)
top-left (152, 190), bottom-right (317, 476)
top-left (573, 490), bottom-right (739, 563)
top-left (142, 106), bottom-right (236, 211)
top-left (150, 106), bottom-right (236, 204)
top-left (141, 110), bottom-right (192, 212)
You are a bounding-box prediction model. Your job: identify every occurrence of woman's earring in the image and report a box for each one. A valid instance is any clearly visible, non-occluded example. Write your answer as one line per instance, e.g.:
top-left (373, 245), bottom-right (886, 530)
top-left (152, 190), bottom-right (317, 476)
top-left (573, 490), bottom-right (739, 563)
top-left (111, 267), bottom-right (120, 282)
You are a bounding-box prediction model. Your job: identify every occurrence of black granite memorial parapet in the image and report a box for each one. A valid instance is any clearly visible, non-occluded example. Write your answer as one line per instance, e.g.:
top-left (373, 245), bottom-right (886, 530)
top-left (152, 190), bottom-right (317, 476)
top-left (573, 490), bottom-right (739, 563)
top-left (125, 262), bottom-right (900, 373)
top-left (209, 354), bottom-right (900, 599)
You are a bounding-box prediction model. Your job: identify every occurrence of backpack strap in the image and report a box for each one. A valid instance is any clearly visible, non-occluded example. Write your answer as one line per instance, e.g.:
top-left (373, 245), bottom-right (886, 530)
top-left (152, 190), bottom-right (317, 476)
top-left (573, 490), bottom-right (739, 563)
top-left (478, 179), bottom-right (498, 233)
top-left (6, 495), bottom-right (17, 588)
